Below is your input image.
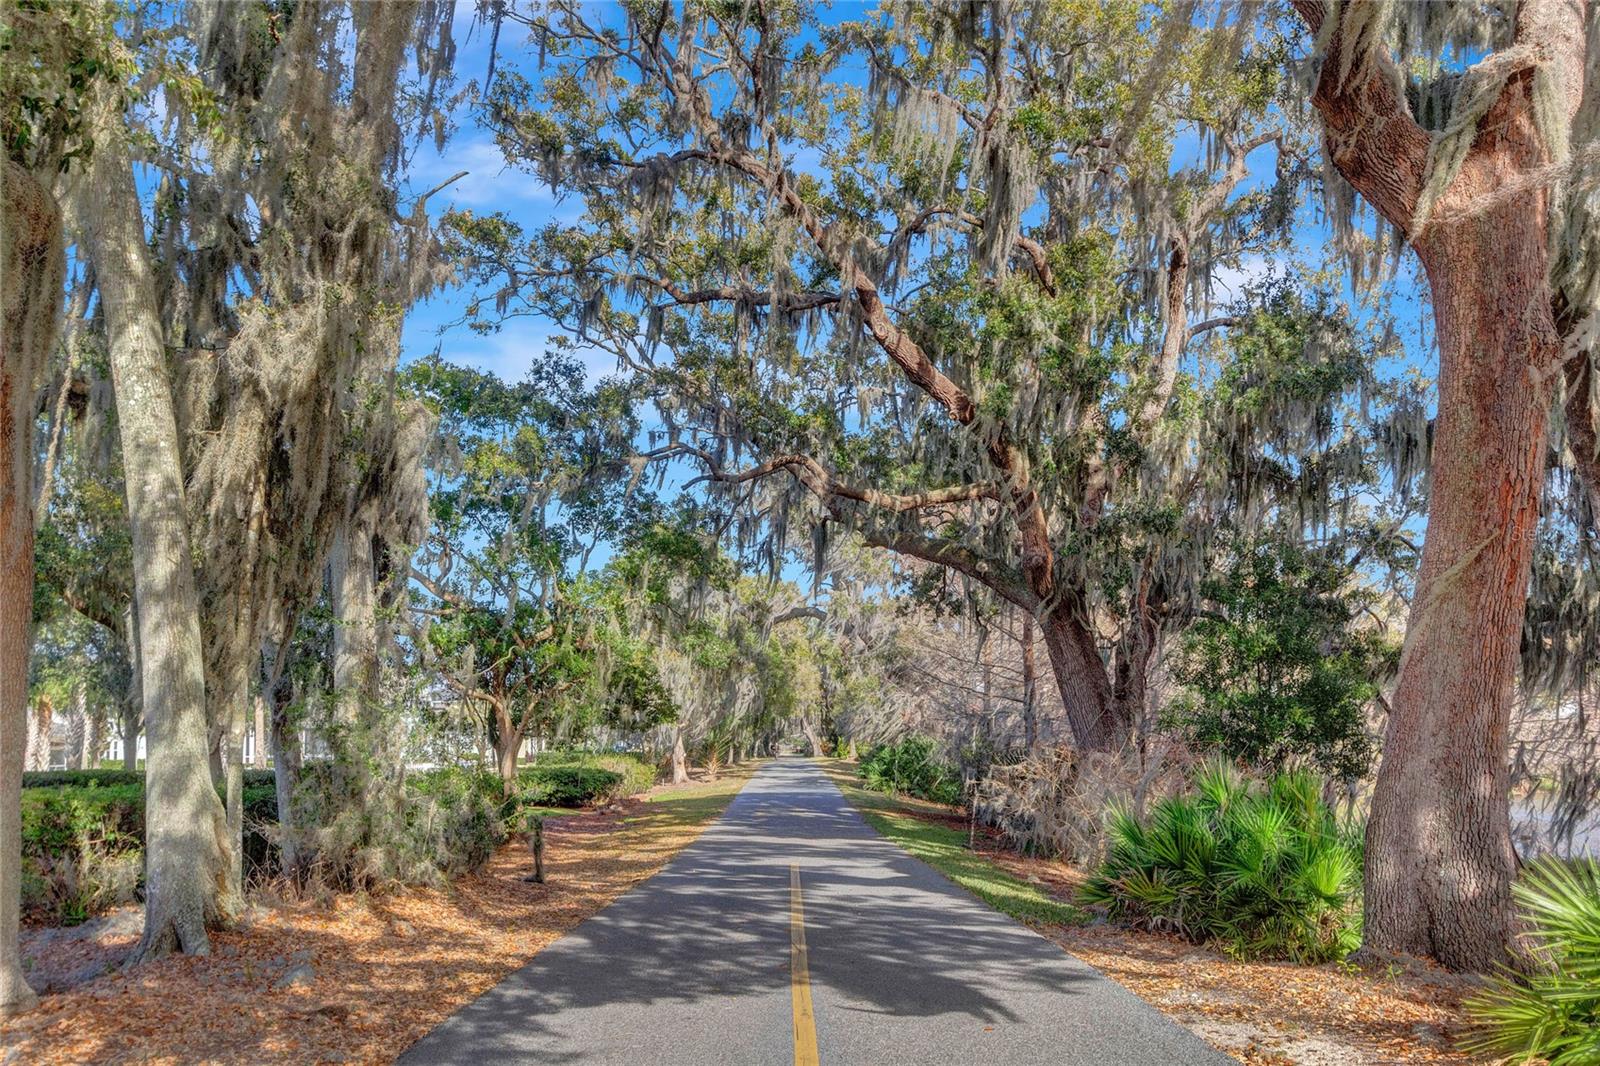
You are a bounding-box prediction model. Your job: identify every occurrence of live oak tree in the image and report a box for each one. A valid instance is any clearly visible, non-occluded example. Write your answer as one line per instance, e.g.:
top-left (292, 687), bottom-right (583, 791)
top-left (0, 139), bottom-right (63, 1028)
top-left (1291, 0), bottom-right (1599, 969)
top-left (455, 0), bottom-right (1403, 758)
top-left (53, 0), bottom-right (454, 957)
top-left (409, 353), bottom-right (650, 792)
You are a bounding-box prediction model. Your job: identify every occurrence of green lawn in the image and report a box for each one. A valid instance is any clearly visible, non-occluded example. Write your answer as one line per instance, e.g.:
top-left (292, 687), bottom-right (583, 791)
top-left (821, 760), bottom-right (1085, 928)
top-left (626, 764), bottom-right (763, 830)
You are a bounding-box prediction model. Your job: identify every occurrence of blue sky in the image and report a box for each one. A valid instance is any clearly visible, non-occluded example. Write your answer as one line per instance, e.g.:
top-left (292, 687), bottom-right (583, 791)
top-left (398, 2), bottom-right (1436, 380)
top-left (391, 1), bottom-right (1440, 585)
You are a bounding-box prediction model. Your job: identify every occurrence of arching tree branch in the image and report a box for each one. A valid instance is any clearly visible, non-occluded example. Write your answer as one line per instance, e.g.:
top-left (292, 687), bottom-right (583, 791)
top-left (686, 452), bottom-right (1000, 514)
top-left (1291, 0), bottom-right (1432, 235)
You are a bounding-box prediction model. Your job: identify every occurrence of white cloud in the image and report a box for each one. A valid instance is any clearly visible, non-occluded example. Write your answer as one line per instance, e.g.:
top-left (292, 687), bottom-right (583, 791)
top-left (1203, 253), bottom-right (1273, 309)
top-left (428, 319), bottom-right (622, 387)
top-left (407, 135), bottom-right (559, 212)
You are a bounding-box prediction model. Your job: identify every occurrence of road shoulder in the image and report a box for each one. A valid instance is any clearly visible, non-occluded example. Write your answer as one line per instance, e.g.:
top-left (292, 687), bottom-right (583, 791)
top-left (821, 757), bottom-right (1476, 1065)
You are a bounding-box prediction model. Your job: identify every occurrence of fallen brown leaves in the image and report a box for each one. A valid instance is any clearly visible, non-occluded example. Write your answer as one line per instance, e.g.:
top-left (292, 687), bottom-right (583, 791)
top-left (1049, 921), bottom-right (1480, 1065)
top-left (3, 768), bottom-right (755, 1065)
top-left (977, 846), bottom-right (1480, 1062)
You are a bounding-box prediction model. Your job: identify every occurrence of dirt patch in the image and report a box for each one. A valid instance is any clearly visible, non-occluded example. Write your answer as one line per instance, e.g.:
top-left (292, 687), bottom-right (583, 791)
top-left (2, 768), bottom-right (755, 1065)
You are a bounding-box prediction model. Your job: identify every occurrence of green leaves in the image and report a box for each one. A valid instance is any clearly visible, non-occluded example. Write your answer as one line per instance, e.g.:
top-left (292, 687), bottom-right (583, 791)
top-left (1080, 761), bottom-right (1361, 963)
top-left (857, 736), bottom-right (962, 806)
top-left (1463, 859), bottom-right (1600, 1064)
top-left (1165, 537), bottom-right (1389, 779)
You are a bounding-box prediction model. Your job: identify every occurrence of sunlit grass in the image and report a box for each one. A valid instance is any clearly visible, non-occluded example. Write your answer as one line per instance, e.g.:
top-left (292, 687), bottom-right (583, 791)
top-left (821, 759), bottom-right (1085, 928)
top-left (628, 763), bottom-right (763, 830)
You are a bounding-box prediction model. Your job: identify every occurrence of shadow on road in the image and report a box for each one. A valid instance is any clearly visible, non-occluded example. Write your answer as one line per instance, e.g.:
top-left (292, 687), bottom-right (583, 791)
top-left (399, 757), bottom-right (1228, 1065)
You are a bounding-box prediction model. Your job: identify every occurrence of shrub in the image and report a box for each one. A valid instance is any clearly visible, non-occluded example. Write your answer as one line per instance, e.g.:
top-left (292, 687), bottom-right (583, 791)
top-left (1462, 858), bottom-right (1600, 1065)
top-left (405, 767), bottom-right (506, 877)
top-left (518, 765), bottom-right (624, 807)
top-left (24, 769), bottom-right (145, 789)
top-left (858, 737), bottom-right (962, 806)
top-left (20, 782), bottom-right (145, 923)
top-left (1163, 539), bottom-right (1390, 779)
top-left (526, 750), bottom-right (656, 801)
top-left (23, 768), bottom-right (278, 790)
top-left (21, 782), bottom-right (143, 857)
top-left (1079, 761), bottom-right (1360, 963)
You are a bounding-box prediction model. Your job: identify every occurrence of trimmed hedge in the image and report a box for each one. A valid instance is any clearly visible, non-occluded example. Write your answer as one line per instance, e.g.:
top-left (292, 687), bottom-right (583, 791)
top-left (21, 782), bottom-right (144, 858)
top-left (522, 751), bottom-right (657, 806)
top-left (518, 765), bottom-right (624, 807)
top-left (19, 755), bottom-right (656, 923)
top-left (23, 768), bottom-right (278, 789)
top-left (21, 782), bottom-right (145, 923)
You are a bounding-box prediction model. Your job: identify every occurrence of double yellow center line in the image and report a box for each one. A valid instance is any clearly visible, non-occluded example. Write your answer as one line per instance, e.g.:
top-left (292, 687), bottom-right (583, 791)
top-left (790, 864), bottom-right (820, 1066)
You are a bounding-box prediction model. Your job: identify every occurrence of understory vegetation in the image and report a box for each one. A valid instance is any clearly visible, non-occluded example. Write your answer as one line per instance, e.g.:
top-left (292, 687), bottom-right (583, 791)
top-left (1463, 859), bottom-right (1600, 1065)
top-left (18, 752), bottom-right (657, 923)
top-left (1079, 763), bottom-right (1361, 963)
top-left (831, 763), bottom-right (1082, 928)
top-left (857, 738), bottom-right (963, 806)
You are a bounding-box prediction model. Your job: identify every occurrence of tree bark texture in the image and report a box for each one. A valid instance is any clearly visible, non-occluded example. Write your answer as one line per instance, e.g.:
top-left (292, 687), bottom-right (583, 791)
top-left (329, 514), bottom-right (379, 726)
top-left (121, 604), bottom-right (141, 770)
top-left (24, 695), bottom-right (51, 773)
top-left (1295, 0), bottom-right (1586, 970)
top-left (671, 731), bottom-right (689, 785)
top-left (252, 695), bottom-right (268, 769)
top-left (1, 158), bottom-right (64, 1017)
top-left (1019, 614), bottom-right (1039, 751)
top-left (86, 106), bottom-right (226, 961)
top-left (1037, 604), bottom-right (1119, 751)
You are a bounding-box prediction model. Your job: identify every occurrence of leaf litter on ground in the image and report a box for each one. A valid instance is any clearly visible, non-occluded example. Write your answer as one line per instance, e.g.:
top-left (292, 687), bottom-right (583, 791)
top-left (2, 767), bottom-right (757, 1065)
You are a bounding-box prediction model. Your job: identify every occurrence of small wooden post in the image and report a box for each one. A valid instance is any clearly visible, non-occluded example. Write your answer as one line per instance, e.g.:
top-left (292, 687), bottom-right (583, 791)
top-left (528, 817), bottom-right (545, 884)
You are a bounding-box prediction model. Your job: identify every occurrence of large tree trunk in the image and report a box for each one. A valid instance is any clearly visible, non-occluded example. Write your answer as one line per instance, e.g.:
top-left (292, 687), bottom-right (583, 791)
top-left (670, 730), bottom-right (689, 784)
top-left (2, 158), bottom-right (64, 1018)
top-left (1294, 0), bottom-right (1585, 971)
top-left (85, 105), bottom-right (226, 962)
top-left (329, 515), bottom-right (379, 726)
top-left (1037, 604), bottom-right (1124, 751)
top-left (1365, 219), bottom-right (1556, 970)
top-left (801, 719), bottom-right (824, 758)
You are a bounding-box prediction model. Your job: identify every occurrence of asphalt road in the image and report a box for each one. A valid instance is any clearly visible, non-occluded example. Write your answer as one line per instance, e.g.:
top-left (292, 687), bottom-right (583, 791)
top-left (399, 757), bottom-right (1233, 1065)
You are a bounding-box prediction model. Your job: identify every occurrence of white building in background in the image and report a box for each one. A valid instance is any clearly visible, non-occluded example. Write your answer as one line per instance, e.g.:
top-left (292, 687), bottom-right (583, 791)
top-left (101, 732), bottom-right (147, 767)
top-left (72, 727), bottom-right (267, 770)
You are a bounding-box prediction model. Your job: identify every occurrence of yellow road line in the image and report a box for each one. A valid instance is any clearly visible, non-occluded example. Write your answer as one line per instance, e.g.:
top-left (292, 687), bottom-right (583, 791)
top-left (790, 864), bottom-right (820, 1066)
